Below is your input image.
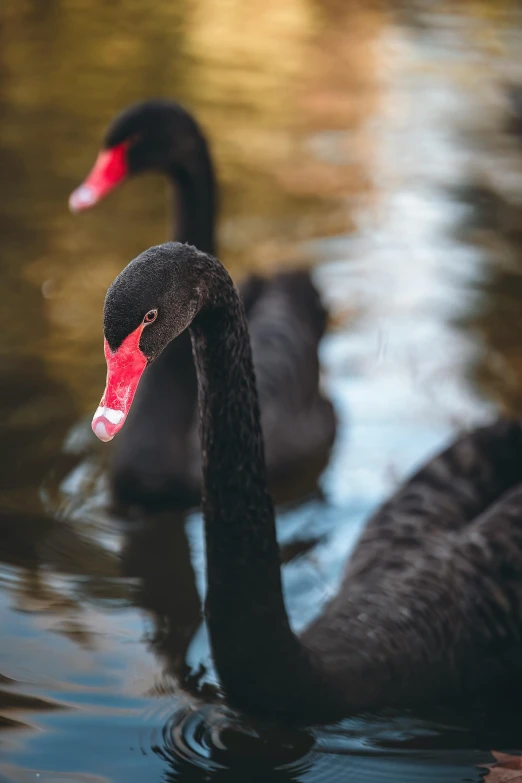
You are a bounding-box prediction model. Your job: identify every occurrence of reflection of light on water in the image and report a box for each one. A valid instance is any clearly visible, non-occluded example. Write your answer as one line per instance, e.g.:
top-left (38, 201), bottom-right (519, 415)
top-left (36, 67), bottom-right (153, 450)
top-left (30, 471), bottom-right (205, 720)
top-left (301, 23), bottom-right (509, 627)
top-left (315, 25), bottom-right (497, 513)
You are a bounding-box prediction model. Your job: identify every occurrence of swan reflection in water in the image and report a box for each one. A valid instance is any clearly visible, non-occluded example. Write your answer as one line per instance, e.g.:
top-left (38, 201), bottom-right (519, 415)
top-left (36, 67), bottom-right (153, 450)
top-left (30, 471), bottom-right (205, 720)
top-left (2, 500), bottom-right (522, 783)
top-left (120, 511), bottom-right (318, 782)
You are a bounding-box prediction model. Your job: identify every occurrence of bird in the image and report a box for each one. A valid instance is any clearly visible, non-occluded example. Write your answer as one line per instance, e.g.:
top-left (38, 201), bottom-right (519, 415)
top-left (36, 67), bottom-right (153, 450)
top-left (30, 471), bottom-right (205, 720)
top-left (92, 241), bottom-right (522, 724)
top-left (70, 100), bottom-right (336, 511)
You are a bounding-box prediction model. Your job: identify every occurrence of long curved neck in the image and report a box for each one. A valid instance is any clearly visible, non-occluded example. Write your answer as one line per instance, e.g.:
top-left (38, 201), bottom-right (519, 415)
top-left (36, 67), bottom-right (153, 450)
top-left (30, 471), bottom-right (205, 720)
top-left (167, 127), bottom-right (216, 255)
top-left (188, 266), bottom-right (329, 721)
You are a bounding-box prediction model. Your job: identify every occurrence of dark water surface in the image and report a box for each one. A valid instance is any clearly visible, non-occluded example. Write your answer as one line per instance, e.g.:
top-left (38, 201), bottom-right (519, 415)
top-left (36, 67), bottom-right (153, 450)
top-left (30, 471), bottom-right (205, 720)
top-left (2, 1), bottom-right (522, 780)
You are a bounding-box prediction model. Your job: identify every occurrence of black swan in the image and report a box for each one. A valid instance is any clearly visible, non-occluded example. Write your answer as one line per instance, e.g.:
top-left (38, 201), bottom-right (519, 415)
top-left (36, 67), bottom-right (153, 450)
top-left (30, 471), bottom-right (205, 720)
top-left (70, 100), bottom-right (336, 509)
top-left (92, 241), bottom-right (522, 723)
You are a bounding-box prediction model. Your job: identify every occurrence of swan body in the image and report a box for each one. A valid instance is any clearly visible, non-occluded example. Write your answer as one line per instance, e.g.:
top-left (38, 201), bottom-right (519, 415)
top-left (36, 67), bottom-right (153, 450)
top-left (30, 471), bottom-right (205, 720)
top-left (71, 100), bottom-right (335, 510)
top-left (93, 242), bottom-right (522, 723)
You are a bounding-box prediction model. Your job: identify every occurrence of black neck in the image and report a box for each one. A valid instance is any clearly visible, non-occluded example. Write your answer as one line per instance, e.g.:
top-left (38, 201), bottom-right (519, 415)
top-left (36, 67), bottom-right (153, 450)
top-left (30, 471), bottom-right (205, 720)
top-left (188, 265), bottom-right (326, 720)
top-left (167, 131), bottom-right (216, 254)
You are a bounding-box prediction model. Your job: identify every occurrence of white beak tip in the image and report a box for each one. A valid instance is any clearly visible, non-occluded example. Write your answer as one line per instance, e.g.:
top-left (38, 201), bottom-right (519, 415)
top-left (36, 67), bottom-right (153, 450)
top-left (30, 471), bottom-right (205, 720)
top-left (69, 184), bottom-right (96, 213)
top-left (93, 420), bottom-right (114, 442)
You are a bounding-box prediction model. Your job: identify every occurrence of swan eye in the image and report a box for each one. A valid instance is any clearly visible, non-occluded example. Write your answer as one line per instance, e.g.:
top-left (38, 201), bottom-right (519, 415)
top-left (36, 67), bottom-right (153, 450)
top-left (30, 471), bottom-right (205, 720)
top-left (143, 309), bottom-right (158, 325)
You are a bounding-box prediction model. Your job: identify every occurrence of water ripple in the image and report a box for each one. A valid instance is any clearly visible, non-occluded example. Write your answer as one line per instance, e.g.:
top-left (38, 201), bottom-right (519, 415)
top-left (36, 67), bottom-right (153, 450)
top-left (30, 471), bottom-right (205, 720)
top-left (151, 704), bottom-right (315, 780)
top-left (145, 705), bottom-right (496, 783)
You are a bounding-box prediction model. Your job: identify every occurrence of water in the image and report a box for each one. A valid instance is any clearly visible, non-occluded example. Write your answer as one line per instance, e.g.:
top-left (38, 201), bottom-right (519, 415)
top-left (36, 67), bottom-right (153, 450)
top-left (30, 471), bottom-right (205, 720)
top-left (2, 0), bottom-right (522, 780)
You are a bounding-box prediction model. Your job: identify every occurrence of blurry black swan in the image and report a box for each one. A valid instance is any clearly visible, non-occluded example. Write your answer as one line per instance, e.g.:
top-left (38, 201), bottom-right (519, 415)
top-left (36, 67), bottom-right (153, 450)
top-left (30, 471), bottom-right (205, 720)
top-left (70, 100), bottom-right (336, 510)
top-left (93, 241), bottom-right (522, 723)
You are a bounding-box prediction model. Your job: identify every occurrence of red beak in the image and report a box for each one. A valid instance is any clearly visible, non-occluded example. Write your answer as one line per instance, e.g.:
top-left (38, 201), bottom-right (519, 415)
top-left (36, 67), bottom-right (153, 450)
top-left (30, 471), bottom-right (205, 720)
top-left (69, 141), bottom-right (129, 213)
top-left (92, 324), bottom-right (148, 442)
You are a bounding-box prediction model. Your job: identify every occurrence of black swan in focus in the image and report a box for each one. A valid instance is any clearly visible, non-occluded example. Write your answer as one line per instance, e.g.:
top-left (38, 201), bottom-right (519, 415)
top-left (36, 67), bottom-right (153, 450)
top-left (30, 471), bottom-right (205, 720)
top-left (93, 241), bottom-right (522, 723)
top-left (70, 100), bottom-right (336, 509)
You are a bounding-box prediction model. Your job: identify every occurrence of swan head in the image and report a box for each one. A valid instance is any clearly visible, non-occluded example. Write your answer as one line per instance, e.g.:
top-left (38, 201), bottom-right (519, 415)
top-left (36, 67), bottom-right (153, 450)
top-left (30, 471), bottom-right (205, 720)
top-left (69, 99), bottom-right (201, 212)
top-left (92, 242), bottom-right (206, 442)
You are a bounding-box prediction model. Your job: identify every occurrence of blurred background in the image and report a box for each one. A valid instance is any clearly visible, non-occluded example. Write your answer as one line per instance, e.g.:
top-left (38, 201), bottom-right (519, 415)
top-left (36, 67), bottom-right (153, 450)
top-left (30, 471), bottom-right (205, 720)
top-left (2, 0), bottom-right (522, 781)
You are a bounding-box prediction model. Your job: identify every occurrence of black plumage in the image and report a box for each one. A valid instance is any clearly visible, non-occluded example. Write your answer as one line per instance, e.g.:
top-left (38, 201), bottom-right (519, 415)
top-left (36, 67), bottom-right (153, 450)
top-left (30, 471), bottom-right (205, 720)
top-left (101, 241), bottom-right (522, 724)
